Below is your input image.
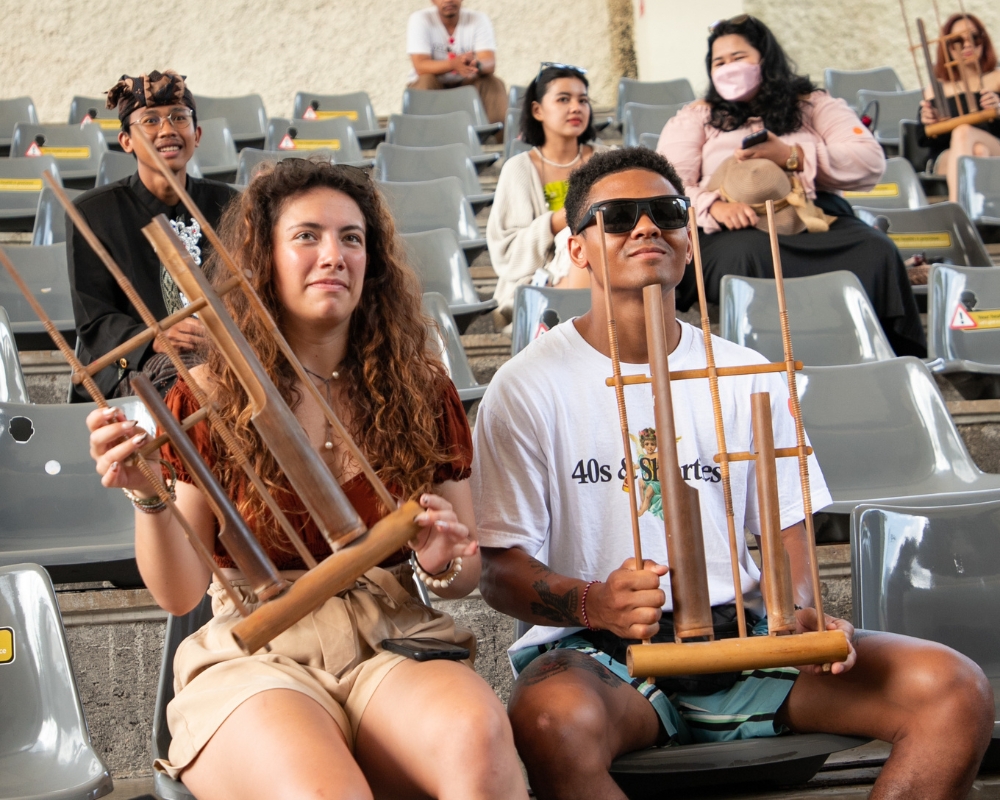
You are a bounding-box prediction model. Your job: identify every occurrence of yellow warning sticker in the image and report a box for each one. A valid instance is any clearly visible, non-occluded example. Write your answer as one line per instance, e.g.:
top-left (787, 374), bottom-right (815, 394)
top-left (0, 178), bottom-right (43, 192)
top-left (315, 110), bottom-right (358, 121)
top-left (844, 183), bottom-right (900, 198)
top-left (40, 147), bottom-right (91, 159)
top-left (888, 232), bottom-right (952, 249)
top-left (96, 119), bottom-right (120, 130)
top-left (291, 139), bottom-right (341, 151)
top-left (0, 628), bottom-right (13, 665)
top-left (970, 309), bottom-right (1000, 329)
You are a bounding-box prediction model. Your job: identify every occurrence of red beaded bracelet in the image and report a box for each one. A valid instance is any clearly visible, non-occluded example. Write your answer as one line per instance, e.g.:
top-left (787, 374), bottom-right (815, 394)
top-left (581, 580), bottom-right (601, 630)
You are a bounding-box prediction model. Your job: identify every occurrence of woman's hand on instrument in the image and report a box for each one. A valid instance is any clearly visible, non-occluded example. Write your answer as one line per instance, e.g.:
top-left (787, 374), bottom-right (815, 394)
top-left (920, 99), bottom-right (940, 124)
top-left (411, 493), bottom-right (478, 576)
top-left (86, 406), bottom-right (155, 494)
top-left (734, 131), bottom-right (793, 168)
top-left (981, 91), bottom-right (1000, 111)
top-left (709, 200), bottom-right (759, 230)
top-left (587, 558), bottom-right (667, 640)
top-left (793, 607), bottom-right (857, 676)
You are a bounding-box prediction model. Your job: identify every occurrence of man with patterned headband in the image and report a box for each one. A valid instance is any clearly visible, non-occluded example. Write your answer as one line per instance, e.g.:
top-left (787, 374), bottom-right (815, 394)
top-left (67, 70), bottom-right (237, 400)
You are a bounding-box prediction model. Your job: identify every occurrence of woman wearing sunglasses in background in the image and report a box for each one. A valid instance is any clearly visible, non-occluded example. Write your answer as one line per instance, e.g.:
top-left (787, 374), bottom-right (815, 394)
top-left (658, 15), bottom-right (925, 357)
top-left (487, 63), bottom-right (606, 329)
top-left (920, 13), bottom-right (1000, 202)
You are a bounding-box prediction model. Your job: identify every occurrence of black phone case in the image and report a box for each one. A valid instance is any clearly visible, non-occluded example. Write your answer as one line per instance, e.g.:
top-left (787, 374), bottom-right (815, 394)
top-left (381, 637), bottom-right (471, 662)
top-left (742, 129), bottom-right (768, 149)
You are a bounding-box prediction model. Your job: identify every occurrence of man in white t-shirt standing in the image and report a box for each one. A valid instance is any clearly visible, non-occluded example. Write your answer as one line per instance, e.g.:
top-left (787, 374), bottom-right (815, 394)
top-left (406, 0), bottom-right (507, 126)
top-left (471, 148), bottom-right (993, 800)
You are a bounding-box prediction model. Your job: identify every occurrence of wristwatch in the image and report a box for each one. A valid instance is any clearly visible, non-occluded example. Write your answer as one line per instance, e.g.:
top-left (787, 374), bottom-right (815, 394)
top-left (785, 145), bottom-right (800, 172)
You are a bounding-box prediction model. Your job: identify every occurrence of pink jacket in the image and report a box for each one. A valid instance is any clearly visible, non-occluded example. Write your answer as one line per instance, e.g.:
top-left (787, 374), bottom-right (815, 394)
top-left (656, 92), bottom-right (885, 233)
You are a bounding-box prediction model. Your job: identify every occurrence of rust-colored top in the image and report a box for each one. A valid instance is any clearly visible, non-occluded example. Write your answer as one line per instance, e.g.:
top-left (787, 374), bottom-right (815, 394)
top-left (160, 378), bottom-right (473, 570)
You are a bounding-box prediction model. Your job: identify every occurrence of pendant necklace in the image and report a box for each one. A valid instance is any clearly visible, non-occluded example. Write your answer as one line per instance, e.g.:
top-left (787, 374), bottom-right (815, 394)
top-left (303, 366), bottom-right (340, 451)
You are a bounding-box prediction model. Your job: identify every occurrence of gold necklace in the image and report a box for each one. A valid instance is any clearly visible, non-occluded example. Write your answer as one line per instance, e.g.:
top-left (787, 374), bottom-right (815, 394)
top-left (302, 366), bottom-right (340, 451)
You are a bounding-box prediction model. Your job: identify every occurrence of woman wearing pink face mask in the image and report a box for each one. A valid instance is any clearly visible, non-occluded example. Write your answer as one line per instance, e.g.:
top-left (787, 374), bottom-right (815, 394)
top-left (658, 15), bottom-right (925, 357)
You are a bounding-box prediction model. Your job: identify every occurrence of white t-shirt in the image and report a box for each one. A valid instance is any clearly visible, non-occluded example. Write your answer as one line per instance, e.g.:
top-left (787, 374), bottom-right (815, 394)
top-left (471, 319), bottom-right (832, 655)
top-left (406, 7), bottom-right (497, 85)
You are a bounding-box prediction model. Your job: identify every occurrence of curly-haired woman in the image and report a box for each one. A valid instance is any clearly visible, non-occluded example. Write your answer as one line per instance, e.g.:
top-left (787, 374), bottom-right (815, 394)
top-left (657, 15), bottom-right (925, 356)
top-left (86, 159), bottom-right (528, 800)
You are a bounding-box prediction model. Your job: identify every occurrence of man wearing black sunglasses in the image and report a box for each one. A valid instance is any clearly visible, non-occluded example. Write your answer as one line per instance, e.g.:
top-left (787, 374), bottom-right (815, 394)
top-left (472, 148), bottom-right (992, 799)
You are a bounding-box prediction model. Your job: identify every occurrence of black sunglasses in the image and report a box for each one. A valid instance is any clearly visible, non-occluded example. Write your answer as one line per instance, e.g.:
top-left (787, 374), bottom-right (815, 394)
top-left (537, 62), bottom-right (588, 82)
top-left (575, 195), bottom-right (691, 235)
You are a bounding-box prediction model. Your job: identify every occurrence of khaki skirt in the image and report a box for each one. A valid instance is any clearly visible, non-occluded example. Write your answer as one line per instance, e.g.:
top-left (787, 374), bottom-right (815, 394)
top-left (156, 564), bottom-right (476, 779)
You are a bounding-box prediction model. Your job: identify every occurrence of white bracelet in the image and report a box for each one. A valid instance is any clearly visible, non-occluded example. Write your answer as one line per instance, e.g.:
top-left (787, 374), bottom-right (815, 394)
top-left (412, 554), bottom-right (463, 589)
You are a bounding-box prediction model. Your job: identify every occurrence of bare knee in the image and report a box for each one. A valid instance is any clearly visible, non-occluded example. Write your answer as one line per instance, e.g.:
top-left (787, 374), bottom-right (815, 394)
top-left (900, 645), bottom-right (993, 739)
top-left (509, 684), bottom-right (609, 771)
top-left (950, 123), bottom-right (975, 151)
top-left (443, 694), bottom-right (516, 764)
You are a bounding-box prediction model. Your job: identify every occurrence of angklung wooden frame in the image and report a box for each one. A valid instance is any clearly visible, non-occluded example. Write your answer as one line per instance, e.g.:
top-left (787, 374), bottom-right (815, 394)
top-left (595, 202), bottom-right (849, 679)
top-left (0, 127), bottom-right (424, 656)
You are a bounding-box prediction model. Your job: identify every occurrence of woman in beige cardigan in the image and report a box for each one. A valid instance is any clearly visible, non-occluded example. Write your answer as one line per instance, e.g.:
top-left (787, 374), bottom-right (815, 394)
top-left (487, 64), bottom-right (606, 323)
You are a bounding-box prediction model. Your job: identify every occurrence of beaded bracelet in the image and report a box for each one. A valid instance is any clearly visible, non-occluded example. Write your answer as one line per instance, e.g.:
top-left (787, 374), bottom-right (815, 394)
top-left (581, 580), bottom-right (601, 630)
top-left (412, 553), bottom-right (463, 590)
top-left (122, 460), bottom-right (177, 514)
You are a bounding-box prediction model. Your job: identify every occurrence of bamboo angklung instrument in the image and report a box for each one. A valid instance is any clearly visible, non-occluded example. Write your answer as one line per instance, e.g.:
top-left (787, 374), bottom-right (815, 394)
top-left (594, 202), bottom-right (848, 678)
top-left (26, 168), bottom-right (424, 655)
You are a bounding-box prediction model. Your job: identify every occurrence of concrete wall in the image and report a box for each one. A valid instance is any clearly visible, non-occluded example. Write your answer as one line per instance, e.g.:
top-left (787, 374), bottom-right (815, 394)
top-left (2, 0), bottom-right (616, 125)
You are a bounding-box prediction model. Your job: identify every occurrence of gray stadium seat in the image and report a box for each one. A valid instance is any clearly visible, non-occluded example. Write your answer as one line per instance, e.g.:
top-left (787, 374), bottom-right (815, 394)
top-left (187, 117), bottom-right (238, 180)
top-left (927, 264), bottom-right (1000, 375)
top-left (9, 123), bottom-right (107, 188)
top-left (0, 398), bottom-right (153, 583)
top-left (0, 244), bottom-right (75, 349)
top-left (423, 291), bottom-right (485, 407)
top-left (855, 89), bottom-right (923, 149)
top-left (798, 358), bottom-right (1000, 514)
top-left (511, 285), bottom-right (591, 356)
top-left (957, 155), bottom-right (1000, 227)
top-left (508, 84), bottom-right (527, 111)
top-left (374, 143), bottom-right (492, 210)
top-left (0, 156), bottom-right (61, 232)
top-left (721, 272), bottom-right (895, 366)
top-left (824, 67), bottom-right (903, 112)
top-left (234, 148), bottom-right (337, 186)
top-left (31, 185), bottom-right (83, 246)
top-left (502, 107), bottom-right (532, 162)
top-left (0, 96), bottom-right (38, 152)
top-left (898, 119), bottom-right (949, 196)
top-left (852, 497), bottom-right (1000, 735)
top-left (191, 94), bottom-right (266, 148)
top-left (386, 112), bottom-right (499, 170)
top-left (402, 85), bottom-right (502, 141)
top-left (263, 118), bottom-right (368, 166)
top-left (292, 90), bottom-right (385, 148)
top-left (638, 133), bottom-right (659, 150)
top-left (616, 78), bottom-right (695, 125)
top-left (376, 177), bottom-right (486, 260)
top-left (96, 150), bottom-right (136, 186)
top-left (401, 229), bottom-right (496, 330)
top-left (843, 157), bottom-right (928, 210)
top-left (0, 564), bottom-right (114, 799)
top-left (0, 306), bottom-right (29, 403)
top-left (622, 102), bottom-right (687, 149)
top-left (67, 96), bottom-right (121, 146)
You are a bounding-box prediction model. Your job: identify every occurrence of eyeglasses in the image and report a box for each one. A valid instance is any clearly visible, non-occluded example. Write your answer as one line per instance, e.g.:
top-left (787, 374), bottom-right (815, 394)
top-left (948, 31), bottom-right (983, 48)
top-left (709, 13), bottom-right (751, 33)
top-left (574, 195), bottom-right (692, 235)
top-left (134, 110), bottom-right (194, 132)
top-left (537, 62), bottom-right (588, 82)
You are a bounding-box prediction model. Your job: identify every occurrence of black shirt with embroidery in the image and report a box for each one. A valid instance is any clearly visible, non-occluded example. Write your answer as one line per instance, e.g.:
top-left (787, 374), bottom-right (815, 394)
top-left (67, 171), bottom-right (237, 399)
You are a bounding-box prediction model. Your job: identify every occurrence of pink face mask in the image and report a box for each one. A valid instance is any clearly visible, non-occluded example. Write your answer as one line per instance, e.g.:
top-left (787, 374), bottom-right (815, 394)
top-left (712, 61), bottom-right (762, 102)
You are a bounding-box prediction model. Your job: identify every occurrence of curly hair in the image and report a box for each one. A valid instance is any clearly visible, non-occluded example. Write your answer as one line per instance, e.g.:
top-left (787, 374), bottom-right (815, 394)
top-left (934, 13), bottom-right (997, 81)
top-left (202, 158), bottom-right (451, 553)
top-left (704, 15), bottom-right (819, 136)
top-left (519, 66), bottom-right (596, 147)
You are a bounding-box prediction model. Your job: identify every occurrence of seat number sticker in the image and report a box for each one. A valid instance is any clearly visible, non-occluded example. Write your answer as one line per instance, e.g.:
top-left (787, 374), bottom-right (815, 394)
top-left (287, 139), bottom-right (341, 151)
top-left (41, 147), bottom-right (91, 159)
top-left (951, 305), bottom-right (1000, 330)
top-left (888, 232), bottom-right (951, 248)
top-left (0, 178), bottom-right (42, 192)
top-left (313, 110), bottom-right (358, 121)
top-left (0, 628), bottom-right (13, 665)
top-left (844, 183), bottom-right (899, 198)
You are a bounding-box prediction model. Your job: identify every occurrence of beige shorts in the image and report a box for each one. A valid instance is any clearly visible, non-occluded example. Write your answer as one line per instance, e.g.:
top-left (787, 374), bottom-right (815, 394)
top-left (155, 564), bottom-right (475, 779)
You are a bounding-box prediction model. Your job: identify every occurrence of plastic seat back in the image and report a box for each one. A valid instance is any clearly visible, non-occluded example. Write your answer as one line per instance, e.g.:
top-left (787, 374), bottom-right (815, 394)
top-left (235, 148), bottom-right (337, 186)
top-left (374, 143), bottom-right (481, 196)
top-left (376, 177), bottom-right (481, 242)
top-left (402, 229), bottom-right (481, 307)
top-left (899, 118), bottom-right (936, 175)
top-left (721, 272), bottom-right (895, 365)
top-left (403, 85), bottom-right (489, 126)
top-left (0, 96), bottom-right (38, 148)
top-left (798, 358), bottom-right (1000, 511)
top-left (0, 306), bottom-right (29, 404)
top-left (191, 118), bottom-right (239, 176)
top-left (96, 150), bottom-right (137, 186)
top-left (928, 264), bottom-right (1000, 372)
top-left (853, 202), bottom-right (992, 266)
top-left (616, 78), bottom-right (695, 122)
top-left (292, 90), bottom-right (380, 132)
top-left (30, 185), bottom-right (82, 246)
top-left (844, 157), bottom-right (928, 209)
top-left (10, 124), bottom-right (107, 182)
top-left (622, 102), bottom-right (686, 148)
top-left (422, 292), bottom-right (484, 403)
top-left (508, 85), bottom-right (527, 110)
top-left (0, 564), bottom-right (113, 799)
top-left (0, 157), bottom-right (60, 226)
top-left (0, 245), bottom-right (75, 346)
top-left (856, 89), bottom-right (923, 147)
top-left (638, 133), bottom-right (659, 150)
top-left (957, 155), bottom-right (1000, 226)
top-left (264, 117), bottom-right (365, 164)
top-left (824, 66), bottom-right (903, 111)
top-left (191, 94), bottom-right (267, 145)
top-left (67, 96), bottom-right (121, 145)
top-left (502, 108), bottom-right (534, 161)
top-left (511, 285), bottom-right (592, 356)
top-left (386, 111), bottom-right (482, 154)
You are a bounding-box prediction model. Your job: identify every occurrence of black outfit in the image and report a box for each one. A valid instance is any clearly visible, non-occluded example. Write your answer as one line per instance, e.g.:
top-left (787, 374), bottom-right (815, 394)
top-left (67, 172), bottom-right (236, 400)
top-left (920, 92), bottom-right (1000, 161)
top-left (676, 193), bottom-right (927, 357)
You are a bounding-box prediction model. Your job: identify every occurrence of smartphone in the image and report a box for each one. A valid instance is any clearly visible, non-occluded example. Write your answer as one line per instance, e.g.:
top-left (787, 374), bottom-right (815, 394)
top-left (741, 128), bottom-right (768, 149)
top-left (381, 637), bottom-right (471, 662)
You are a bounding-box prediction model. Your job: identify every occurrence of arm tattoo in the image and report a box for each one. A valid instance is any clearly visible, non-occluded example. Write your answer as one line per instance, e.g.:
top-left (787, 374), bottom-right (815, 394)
top-left (529, 579), bottom-right (581, 625)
